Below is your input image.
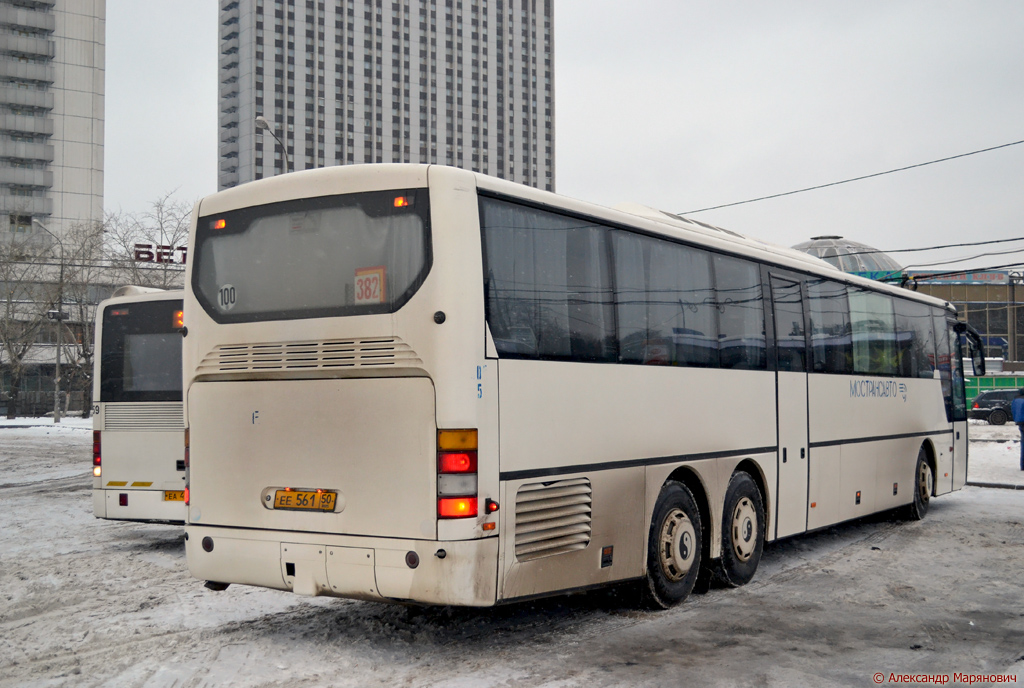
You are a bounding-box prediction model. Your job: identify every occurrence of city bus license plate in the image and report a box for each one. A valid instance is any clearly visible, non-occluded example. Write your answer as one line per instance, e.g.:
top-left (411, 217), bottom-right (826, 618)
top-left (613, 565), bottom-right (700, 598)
top-left (274, 490), bottom-right (337, 512)
top-left (164, 491), bottom-right (185, 501)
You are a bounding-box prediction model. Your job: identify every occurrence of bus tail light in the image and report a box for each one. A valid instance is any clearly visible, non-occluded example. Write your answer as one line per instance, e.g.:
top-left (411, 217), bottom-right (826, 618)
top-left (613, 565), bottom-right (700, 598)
top-left (184, 486), bottom-right (190, 506)
top-left (438, 497), bottom-right (478, 519)
top-left (438, 429), bottom-right (478, 519)
top-left (93, 431), bottom-right (102, 477)
top-left (438, 451), bottom-right (477, 474)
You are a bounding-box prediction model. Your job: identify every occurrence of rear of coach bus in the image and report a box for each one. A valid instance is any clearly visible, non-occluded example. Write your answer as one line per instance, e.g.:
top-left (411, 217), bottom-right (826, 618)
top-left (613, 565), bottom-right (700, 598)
top-left (181, 165), bottom-right (500, 605)
top-left (92, 290), bottom-right (186, 523)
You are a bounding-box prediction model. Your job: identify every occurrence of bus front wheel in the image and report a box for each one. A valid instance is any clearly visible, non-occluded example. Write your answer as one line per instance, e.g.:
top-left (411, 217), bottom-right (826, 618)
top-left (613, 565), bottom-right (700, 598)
top-left (716, 471), bottom-right (765, 587)
top-left (642, 481), bottom-right (703, 609)
top-left (905, 448), bottom-right (932, 521)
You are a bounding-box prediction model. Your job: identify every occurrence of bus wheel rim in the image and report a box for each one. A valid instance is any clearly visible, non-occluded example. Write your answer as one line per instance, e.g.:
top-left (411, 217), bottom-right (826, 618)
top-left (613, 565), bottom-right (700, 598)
top-left (731, 497), bottom-right (757, 562)
top-left (659, 507), bottom-right (696, 582)
top-left (918, 461), bottom-right (932, 502)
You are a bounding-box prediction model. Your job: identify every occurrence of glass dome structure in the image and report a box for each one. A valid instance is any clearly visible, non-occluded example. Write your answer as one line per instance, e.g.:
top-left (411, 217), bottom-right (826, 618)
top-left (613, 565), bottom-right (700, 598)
top-left (791, 236), bottom-right (903, 274)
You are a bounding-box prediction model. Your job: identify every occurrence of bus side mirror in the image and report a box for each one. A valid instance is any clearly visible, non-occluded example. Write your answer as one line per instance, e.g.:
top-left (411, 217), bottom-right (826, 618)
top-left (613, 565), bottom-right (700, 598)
top-left (955, 321), bottom-right (986, 377)
top-left (971, 349), bottom-right (985, 377)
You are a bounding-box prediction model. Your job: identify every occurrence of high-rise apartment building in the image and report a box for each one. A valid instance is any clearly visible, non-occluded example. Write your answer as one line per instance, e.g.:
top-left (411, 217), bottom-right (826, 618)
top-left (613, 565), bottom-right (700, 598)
top-left (0, 0), bottom-right (104, 241)
top-left (218, 0), bottom-right (554, 192)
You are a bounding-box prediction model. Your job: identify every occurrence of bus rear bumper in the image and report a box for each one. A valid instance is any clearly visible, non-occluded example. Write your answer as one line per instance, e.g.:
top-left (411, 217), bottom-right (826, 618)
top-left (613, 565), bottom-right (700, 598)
top-left (184, 525), bottom-right (499, 607)
top-left (93, 488), bottom-right (186, 523)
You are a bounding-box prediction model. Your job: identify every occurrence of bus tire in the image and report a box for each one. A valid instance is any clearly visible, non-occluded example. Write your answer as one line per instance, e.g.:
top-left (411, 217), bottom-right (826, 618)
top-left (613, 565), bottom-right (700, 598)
top-left (716, 471), bottom-right (765, 588)
top-left (905, 448), bottom-right (932, 521)
top-left (642, 481), bottom-right (703, 609)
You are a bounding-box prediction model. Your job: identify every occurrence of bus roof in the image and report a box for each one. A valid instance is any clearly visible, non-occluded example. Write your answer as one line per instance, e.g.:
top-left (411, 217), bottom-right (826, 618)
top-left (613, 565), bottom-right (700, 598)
top-left (194, 163), bottom-right (953, 313)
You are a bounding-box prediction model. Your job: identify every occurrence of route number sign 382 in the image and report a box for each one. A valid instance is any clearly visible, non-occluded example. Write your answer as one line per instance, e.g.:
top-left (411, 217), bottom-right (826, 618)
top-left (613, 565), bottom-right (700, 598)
top-left (355, 267), bottom-right (386, 305)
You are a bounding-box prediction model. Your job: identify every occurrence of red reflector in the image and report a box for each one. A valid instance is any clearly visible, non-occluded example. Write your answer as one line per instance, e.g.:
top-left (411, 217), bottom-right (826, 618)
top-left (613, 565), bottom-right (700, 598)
top-left (184, 486), bottom-right (190, 505)
top-left (439, 451), bottom-right (477, 474)
top-left (438, 497), bottom-right (477, 519)
top-left (119, 493), bottom-right (128, 507)
top-left (93, 431), bottom-right (101, 466)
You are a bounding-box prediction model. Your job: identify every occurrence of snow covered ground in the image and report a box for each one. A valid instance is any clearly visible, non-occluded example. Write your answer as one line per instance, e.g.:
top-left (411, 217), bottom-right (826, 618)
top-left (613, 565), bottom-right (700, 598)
top-left (1, 417), bottom-right (1023, 687)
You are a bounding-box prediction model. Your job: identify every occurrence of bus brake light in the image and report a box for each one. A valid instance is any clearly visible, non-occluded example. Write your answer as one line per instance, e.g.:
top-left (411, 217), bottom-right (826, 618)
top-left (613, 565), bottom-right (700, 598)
top-left (173, 310), bottom-right (184, 329)
top-left (184, 486), bottom-right (189, 506)
top-left (394, 196), bottom-right (410, 208)
top-left (439, 451), bottom-right (477, 473)
top-left (438, 497), bottom-right (477, 519)
top-left (93, 431), bottom-right (101, 476)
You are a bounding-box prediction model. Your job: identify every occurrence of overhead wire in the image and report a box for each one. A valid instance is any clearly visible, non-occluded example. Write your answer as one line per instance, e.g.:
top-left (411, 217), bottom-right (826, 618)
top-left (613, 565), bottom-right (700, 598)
top-left (681, 138), bottom-right (1024, 214)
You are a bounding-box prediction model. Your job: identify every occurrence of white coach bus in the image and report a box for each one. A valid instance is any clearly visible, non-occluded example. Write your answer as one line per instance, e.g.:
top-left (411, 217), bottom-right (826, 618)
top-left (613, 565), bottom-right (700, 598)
top-left (181, 165), bottom-right (983, 608)
top-left (92, 287), bottom-right (186, 524)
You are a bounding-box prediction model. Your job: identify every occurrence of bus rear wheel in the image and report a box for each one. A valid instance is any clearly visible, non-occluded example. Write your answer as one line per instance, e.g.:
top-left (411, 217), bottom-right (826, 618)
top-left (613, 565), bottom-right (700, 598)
top-left (905, 448), bottom-right (932, 521)
top-left (642, 481), bottom-right (703, 609)
top-left (716, 471), bottom-right (765, 587)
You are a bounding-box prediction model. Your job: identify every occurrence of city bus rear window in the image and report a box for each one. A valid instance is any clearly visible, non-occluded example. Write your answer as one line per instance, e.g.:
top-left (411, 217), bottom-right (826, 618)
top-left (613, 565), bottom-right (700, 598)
top-left (100, 299), bottom-right (183, 403)
top-left (192, 189), bottom-right (431, 323)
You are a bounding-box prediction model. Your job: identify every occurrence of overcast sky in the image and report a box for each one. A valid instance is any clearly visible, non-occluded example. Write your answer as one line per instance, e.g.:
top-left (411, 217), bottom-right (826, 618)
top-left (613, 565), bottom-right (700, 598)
top-left (105, 1), bottom-right (1023, 271)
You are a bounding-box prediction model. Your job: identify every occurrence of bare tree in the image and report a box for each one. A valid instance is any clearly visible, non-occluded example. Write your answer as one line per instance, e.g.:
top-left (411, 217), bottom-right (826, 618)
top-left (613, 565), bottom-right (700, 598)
top-left (0, 233), bottom-right (49, 418)
top-left (57, 220), bottom-right (108, 418)
top-left (105, 193), bottom-right (191, 289)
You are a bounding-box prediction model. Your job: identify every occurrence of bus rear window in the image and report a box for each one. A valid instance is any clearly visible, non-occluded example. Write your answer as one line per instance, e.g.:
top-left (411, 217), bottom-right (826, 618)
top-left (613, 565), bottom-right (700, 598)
top-left (100, 299), bottom-right (183, 403)
top-left (192, 189), bottom-right (431, 323)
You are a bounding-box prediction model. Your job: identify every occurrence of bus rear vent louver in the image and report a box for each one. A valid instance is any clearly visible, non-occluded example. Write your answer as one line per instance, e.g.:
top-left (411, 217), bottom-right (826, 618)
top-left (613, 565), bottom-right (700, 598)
top-left (514, 478), bottom-right (592, 562)
top-left (104, 403), bottom-right (184, 432)
top-left (196, 337), bottom-right (422, 374)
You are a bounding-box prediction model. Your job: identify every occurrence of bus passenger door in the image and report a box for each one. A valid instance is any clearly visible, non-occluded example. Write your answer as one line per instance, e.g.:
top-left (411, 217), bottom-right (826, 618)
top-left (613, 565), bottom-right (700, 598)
top-left (771, 275), bottom-right (810, 538)
top-left (949, 322), bottom-right (969, 490)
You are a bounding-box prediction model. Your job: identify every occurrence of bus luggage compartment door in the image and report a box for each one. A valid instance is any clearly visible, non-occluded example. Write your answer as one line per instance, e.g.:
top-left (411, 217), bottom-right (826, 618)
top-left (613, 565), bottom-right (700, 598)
top-left (187, 377), bottom-right (437, 540)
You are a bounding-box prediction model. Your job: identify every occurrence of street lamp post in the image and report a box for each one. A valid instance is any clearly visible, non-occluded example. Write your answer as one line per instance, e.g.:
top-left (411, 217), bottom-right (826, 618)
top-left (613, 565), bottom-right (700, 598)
top-left (33, 219), bottom-right (64, 423)
top-left (255, 116), bottom-right (292, 174)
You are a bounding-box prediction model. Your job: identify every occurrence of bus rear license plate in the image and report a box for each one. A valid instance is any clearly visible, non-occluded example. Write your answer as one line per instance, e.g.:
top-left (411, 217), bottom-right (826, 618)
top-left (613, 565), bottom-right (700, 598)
top-left (274, 490), bottom-right (337, 512)
top-left (164, 491), bottom-right (185, 501)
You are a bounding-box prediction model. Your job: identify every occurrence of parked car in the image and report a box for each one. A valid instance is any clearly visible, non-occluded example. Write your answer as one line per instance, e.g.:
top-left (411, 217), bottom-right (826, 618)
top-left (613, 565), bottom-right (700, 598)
top-left (969, 389), bottom-right (1019, 425)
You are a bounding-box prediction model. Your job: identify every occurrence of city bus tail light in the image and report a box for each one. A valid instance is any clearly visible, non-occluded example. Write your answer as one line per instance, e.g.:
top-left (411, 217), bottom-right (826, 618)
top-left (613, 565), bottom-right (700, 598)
top-left (437, 429), bottom-right (477, 518)
top-left (93, 431), bottom-right (101, 477)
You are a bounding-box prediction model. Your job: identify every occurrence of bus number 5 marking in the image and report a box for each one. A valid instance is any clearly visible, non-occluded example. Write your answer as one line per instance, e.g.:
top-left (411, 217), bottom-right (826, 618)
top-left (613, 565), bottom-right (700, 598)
top-left (217, 284), bottom-right (237, 311)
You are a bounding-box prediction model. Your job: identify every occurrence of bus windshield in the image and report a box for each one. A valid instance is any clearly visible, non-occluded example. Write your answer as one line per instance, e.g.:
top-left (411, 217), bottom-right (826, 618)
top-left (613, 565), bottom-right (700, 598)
top-left (100, 299), bottom-right (183, 403)
top-left (192, 189), bottom-right (431, 323)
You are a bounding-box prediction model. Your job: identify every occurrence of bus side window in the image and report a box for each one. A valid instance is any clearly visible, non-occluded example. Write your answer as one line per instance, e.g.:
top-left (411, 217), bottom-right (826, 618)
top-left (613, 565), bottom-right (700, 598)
top-left (807, 278), bottom-right (852, 375)
top-left (612, 231), bottom-right (716, 368)
top-left (849, 288), bottom-right (897, 376)
top-left (714, 255), bottom-right (766, 371)
top-left (894, 298), bottom-right (937, 379)
top-left (480, 197), bottom-right (615, 363)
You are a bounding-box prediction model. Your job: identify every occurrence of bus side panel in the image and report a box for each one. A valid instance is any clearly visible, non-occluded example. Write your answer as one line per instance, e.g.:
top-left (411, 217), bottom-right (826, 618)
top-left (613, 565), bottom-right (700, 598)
top-left (807, 446), bottom-right (841, 530)
top-left (808, 375), bottom-right (948, 524)
top-left (496, 360), bottom-right (776, 596)
top-left (500, 469), bottom-right (645, 601)
top-left (497, 361), bottom-right (777, 480)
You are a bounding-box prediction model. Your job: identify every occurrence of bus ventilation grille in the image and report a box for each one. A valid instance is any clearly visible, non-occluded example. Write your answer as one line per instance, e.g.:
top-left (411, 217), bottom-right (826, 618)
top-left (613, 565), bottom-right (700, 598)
top-left (196, 337), bottom-right (422, 374)
top-left (104, 403), bottom-right (185, 431)
top-left (514, 478), bottom-right (592, 563)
